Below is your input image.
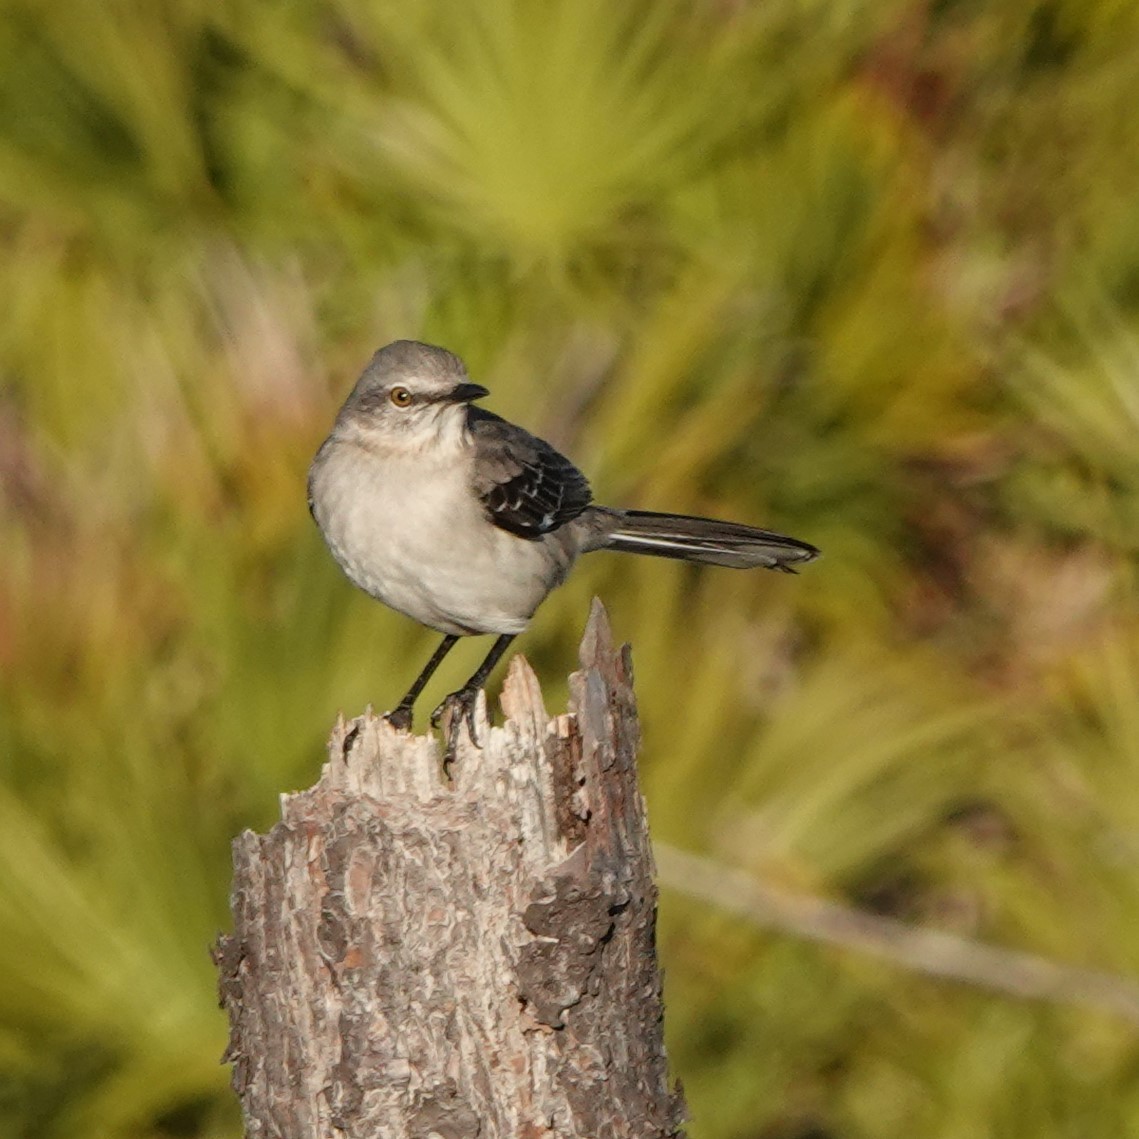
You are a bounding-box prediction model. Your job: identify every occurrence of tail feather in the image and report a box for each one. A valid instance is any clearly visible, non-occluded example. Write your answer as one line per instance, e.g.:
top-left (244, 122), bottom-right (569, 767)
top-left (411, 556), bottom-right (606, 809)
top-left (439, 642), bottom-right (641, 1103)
top-left (603, 509), bottom-right (819, 572)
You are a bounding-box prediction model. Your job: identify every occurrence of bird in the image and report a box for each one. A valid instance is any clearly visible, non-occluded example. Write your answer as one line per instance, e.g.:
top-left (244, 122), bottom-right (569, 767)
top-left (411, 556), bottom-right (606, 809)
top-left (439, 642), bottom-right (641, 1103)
top-left (308, 340), bottom-right (819, 758)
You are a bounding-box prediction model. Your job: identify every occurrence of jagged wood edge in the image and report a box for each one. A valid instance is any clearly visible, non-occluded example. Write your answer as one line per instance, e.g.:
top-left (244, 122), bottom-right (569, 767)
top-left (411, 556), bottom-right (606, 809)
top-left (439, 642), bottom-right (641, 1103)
top-left (213, 599), bottom-right (687, 1138)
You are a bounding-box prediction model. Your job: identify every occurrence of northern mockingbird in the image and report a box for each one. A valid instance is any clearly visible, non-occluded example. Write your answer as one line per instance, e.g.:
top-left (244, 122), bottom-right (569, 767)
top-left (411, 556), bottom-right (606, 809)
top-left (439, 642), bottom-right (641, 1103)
top-left (309, 340), bottom-right (819, 754)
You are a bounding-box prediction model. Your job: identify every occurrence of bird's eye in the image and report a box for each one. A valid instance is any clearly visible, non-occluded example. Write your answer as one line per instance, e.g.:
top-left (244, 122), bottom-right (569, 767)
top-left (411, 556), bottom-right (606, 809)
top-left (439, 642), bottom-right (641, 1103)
top-left (389, 386), bottom-right (413, 407)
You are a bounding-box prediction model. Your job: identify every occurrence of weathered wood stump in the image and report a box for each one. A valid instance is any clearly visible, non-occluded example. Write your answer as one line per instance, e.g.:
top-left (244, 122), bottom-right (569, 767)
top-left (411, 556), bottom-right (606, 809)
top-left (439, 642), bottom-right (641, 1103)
top-left (213, 600), bottom-right (686, 1138)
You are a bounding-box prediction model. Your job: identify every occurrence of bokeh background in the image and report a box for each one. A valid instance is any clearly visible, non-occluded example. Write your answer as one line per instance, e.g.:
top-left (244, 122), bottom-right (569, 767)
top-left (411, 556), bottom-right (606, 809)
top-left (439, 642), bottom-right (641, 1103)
top-left (4, 0), bottom-right (1139, 1135)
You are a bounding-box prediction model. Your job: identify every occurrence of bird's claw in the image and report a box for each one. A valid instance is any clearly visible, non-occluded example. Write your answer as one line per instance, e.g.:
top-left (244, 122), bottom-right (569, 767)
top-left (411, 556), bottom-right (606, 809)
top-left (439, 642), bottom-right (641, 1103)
top-left (341, 723), bottom-right (361, 758)
top-left (431, 687), bottom-right (485, 769)
top-left (430, 687), bottom-right (481, 735)
top-left (385, 705), bottom-right (413, 732)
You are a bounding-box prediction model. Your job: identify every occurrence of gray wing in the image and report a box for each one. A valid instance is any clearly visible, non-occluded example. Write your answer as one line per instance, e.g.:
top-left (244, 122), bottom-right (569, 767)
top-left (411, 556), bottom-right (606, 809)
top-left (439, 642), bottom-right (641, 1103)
top-left (467, 408), bottom-right (592, 539)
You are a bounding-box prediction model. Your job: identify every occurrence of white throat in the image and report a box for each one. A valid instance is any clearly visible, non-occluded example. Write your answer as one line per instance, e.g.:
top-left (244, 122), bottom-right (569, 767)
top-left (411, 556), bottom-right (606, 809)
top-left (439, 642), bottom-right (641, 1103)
top-left (340, 405), bottom-right (471, 461)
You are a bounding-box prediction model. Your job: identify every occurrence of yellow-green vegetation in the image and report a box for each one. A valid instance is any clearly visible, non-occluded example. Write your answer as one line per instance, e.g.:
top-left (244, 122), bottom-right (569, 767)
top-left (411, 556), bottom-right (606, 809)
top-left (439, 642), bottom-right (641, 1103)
top-left (3, 0), bottom-right (1139, 1135)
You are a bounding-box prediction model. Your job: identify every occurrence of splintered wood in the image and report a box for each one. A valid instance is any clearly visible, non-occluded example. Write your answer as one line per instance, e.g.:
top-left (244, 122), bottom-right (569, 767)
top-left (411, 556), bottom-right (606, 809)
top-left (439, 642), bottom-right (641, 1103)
top-left (213, 600), bottom-right (687, 1139)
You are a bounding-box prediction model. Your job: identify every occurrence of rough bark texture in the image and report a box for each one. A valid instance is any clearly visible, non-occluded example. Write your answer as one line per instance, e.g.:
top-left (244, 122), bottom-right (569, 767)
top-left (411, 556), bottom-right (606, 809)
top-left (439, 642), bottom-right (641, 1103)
top-left (213, 600), bottom-right (687, 1139)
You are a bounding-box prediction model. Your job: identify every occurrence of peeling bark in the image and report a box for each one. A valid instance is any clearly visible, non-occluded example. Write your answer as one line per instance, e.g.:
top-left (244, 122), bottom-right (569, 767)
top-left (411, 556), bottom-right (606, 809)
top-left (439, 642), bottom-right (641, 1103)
top-left (213, 600), bottom-right (687, 1138)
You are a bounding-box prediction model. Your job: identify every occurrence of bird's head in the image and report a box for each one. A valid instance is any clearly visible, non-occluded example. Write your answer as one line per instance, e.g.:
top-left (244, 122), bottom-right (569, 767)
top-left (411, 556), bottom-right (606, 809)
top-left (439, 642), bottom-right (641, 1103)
top-left (334, 340), bottom-right (488, 452)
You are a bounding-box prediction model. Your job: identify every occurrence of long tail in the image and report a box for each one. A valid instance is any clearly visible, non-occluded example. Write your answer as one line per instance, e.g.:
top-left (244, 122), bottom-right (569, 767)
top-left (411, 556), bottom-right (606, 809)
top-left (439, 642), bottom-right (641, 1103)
top-left (601, 509), bottom-right (819, 572)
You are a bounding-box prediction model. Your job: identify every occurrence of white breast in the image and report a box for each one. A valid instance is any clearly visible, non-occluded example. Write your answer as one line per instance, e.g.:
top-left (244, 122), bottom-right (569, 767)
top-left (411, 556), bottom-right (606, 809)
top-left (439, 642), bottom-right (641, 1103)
top-left (309, 438), bottom-right (575, 636)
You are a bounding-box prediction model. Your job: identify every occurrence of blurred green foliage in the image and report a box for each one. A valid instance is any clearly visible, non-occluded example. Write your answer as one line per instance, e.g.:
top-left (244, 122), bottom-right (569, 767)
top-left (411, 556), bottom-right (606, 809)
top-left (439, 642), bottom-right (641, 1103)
top-left (3, 0), bottom-right (1139, 1135)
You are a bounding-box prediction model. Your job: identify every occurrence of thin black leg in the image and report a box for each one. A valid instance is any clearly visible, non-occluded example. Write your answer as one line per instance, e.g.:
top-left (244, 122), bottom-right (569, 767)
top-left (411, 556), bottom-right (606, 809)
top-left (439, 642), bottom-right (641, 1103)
top-left (386, 634), bottom-right (460, 731)
top-left (461, 634), bottom-right (516, 697)
top-left (431, 634), bottom-right (516, 765)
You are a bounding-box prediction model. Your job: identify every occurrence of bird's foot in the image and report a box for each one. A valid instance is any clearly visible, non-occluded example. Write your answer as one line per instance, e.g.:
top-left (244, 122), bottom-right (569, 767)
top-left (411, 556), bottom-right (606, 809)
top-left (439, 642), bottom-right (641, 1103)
top-left (385, 705), bottom-right (414, 732)
top-left (341, 722), bottom-right (362, 758)
top-left (431, 687), bottom-right (486, 770)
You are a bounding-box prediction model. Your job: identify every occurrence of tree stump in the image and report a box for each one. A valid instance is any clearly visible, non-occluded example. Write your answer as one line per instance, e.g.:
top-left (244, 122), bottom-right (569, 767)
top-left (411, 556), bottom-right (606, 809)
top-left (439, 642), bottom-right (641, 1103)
top-left (213, 600), bottom-right (687, 1138)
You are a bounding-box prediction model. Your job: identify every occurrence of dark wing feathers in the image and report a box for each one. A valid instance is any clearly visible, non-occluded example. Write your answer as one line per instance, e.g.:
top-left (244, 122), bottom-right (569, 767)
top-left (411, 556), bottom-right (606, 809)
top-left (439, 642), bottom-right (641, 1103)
top-left (468, 408), bottom-right (592, 539)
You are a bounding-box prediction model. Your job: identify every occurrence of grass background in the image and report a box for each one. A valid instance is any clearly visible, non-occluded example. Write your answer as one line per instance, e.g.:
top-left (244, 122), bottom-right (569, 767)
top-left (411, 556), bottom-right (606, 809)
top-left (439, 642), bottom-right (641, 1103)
top-left (4, 0), bottom-right (1139, 1135)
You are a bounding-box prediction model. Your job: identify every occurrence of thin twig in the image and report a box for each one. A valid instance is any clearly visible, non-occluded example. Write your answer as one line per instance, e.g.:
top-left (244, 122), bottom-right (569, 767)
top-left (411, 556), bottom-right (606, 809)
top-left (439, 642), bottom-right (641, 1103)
top-left (655, 844), bottom-right (1139, 1025)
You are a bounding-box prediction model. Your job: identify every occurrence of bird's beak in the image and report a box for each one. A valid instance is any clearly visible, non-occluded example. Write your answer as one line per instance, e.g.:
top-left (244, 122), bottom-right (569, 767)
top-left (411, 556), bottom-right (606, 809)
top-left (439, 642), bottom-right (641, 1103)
top-left (447, 382), bottom-right (489, 404)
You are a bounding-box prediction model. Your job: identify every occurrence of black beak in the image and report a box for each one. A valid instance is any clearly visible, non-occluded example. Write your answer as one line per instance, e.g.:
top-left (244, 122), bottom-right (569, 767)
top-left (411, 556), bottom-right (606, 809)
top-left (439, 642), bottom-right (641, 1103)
top-left (447, 382), bottom-right (489, 403)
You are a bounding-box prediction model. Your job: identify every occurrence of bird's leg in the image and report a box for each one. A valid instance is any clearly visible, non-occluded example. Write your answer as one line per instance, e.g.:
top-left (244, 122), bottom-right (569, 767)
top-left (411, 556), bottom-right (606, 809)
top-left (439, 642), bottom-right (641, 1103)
top-left (431, 634), bottom-right (515, 762)
top-left (386, 634), bottom-right (460, 731)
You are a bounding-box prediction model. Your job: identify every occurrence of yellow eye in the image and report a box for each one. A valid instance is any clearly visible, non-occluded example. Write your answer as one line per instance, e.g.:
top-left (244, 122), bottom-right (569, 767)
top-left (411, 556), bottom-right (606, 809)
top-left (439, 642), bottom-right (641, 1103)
top-left (389, 386), bottom-right (412, 407)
